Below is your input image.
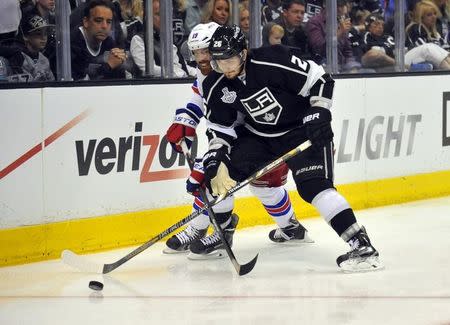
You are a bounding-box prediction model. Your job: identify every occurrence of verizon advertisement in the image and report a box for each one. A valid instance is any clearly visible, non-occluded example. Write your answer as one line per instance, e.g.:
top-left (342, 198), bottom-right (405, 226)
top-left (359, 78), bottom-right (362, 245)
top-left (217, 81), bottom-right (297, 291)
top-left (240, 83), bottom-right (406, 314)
top-left (1, 76), bottom-right (450, 228)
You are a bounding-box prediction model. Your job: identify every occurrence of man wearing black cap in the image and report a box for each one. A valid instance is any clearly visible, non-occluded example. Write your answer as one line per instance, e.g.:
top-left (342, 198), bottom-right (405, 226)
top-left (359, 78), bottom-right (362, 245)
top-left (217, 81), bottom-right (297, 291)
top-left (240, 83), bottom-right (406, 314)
top-left (19, 14), bottom-right (55, 81)
top-left (21, 0), bottom-right (57, 75)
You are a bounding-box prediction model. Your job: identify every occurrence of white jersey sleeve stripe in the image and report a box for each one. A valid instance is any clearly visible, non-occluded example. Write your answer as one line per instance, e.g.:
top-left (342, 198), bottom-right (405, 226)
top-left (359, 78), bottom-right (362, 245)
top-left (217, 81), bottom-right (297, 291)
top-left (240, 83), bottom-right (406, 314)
top-left (205, 74), bottom-right (225, 104)
top-left (250, 58), bottom-right (309, 77)
top-left (298, 63), bottom-right (326, 97)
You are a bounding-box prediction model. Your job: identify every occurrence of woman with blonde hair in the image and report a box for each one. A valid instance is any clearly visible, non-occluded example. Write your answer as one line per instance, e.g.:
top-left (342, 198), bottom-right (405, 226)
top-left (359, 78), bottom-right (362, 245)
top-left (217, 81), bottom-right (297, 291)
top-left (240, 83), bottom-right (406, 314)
top-left (407, 0), bottom-right (445, 47)
top-left (239, 2), bottom-right (250, 38)
top-left (430, 0), bottom-right (450, 48)
top-left (201, 0), bottom-right (231, 25)
top-left (405, 0), bottom-right (450, 70)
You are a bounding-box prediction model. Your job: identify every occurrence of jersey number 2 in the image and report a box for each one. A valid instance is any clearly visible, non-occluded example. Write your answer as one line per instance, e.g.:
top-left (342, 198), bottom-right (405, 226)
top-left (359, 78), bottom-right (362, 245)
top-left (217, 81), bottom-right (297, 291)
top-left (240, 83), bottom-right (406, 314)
top-left (291, 55), bottom-right (308, 71)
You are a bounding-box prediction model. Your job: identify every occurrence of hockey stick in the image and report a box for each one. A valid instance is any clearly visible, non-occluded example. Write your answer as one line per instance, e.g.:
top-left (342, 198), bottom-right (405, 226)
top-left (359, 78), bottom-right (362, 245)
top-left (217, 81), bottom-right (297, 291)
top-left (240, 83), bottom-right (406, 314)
top-left (61, 140), bottom-right (311, 274)
top-left (180, 142), bottom-right (258, 276)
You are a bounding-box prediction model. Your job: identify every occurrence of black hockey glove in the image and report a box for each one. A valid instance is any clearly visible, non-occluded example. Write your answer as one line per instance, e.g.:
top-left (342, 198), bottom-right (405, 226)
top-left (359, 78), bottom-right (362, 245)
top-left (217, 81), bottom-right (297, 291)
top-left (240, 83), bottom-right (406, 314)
top-left (203, 148), bottom-right (231, 181)
top-left (303, 107), bottom-right (334, 150)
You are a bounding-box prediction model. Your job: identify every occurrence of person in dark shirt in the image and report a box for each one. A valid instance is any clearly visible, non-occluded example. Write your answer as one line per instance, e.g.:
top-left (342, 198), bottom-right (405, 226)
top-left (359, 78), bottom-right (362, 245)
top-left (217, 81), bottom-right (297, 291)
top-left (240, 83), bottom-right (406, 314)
top-left (359, 13), bottom-right (395, 70)
top-left (71, 0), bottom-right (127, 80)
top-left (273, 0), bottom-right (309, 57)
top-left (261, 0), bottom-right (283, 24)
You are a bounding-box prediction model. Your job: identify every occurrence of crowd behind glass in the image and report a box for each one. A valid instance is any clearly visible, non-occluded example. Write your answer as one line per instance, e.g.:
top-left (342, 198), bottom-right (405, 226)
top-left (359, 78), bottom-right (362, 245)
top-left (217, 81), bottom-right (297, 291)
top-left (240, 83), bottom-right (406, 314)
top-left (0, 0), bottom-right (449, 83)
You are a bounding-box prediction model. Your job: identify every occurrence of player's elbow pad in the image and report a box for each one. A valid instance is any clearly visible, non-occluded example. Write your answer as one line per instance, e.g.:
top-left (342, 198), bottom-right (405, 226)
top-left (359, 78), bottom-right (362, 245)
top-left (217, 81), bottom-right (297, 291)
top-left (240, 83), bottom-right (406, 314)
top-left (310, 74), bottom-right (334, 109)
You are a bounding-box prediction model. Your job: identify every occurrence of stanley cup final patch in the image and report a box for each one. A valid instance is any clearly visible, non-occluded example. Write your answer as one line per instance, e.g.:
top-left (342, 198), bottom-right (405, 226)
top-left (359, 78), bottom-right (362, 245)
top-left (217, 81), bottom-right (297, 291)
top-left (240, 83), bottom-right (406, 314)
top-left (240, 87), bottom-right (283, 125)
top-left (221, 87), bottom-right (237, 103)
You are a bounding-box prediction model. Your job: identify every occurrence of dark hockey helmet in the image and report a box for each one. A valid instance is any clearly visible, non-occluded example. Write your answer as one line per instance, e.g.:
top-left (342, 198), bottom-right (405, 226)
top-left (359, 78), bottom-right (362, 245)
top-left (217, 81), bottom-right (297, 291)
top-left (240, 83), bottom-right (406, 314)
top-left (208, 25), bottom-right (247, 60)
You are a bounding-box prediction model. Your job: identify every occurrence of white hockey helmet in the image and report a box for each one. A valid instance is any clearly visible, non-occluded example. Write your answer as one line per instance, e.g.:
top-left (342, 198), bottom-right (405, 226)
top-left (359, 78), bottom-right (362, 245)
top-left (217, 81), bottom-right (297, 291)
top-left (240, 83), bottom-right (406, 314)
top-left (187, 22), bottom-right (220, 52)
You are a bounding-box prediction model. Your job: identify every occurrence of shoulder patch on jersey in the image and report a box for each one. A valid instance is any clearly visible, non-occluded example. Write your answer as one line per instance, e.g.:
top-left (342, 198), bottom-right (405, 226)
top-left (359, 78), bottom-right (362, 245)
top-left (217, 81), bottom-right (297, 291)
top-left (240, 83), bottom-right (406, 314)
top-left (221, 87), bottom-right (237, 103)
top-left (240, 87), bottom-right (283, 125)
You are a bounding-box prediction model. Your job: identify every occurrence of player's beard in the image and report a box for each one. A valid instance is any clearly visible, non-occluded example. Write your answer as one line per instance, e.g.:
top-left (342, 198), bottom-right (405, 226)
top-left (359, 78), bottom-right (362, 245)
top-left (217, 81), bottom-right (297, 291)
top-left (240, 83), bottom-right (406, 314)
top-left (197, 60), bottom-right (212, 75)
top-left (223, 61), bottom-right (245, 79)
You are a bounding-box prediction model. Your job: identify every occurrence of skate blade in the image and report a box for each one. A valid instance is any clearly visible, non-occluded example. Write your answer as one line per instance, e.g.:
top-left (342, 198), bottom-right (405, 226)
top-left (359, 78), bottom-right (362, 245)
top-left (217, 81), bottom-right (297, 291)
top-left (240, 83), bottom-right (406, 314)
top-left (271, 233), bottom-right (315, 245)
top-left (187, 249), bottom-right (226, 260)
top-left (162, 247), bottom-right (189, 255)
top-left (339, 255), bottom-right (384, 273)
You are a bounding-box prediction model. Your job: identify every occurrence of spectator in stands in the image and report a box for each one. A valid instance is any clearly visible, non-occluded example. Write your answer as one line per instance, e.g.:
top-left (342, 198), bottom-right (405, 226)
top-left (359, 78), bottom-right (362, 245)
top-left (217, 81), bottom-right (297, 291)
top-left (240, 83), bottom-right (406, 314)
top-left (239, 2), bottom-right (250, 39)
top-left (201, 0), bottom-right (231, 25)
top-left (19, 0), bottom-right (35, 10)
top-left (359, 13), bottom-right (396, 70)
top-left (405, 0), bottom-right (450, 69)
top-left (21, 0), bottom-right (57, 76)
top-left (71, 0), bottom-right (127, 80)
top-left (349, 0), bottom-right (383, 14)
top-left (303, 0), bottom-right (323, 22)
top-left (348, 8), bottom-right (370, 61)
top-left (172, 0), bottom-right (188, 47)
top-left (273, 0), bottom-right (309, 56)
top-left (19, 14), bottom-right (55, 81)
top-left (71, 0), bottom-right (126, 48)
top-left (261, 0), bottom-right (283, 24)
top-left (184, 0), bottom-right (208, 36)
top-left (0, 0), bottom-right (22, 42)
top-left (0, 56), bottom-right (9, 82)
top-left (130, 0), bottom-right (195, 77)
top-left (22, 0), bottom-right (55, 23)
top-left (113, 0), bottom-right (144, 50)
top-left (431, 0), bottom-right (450, 49)
top-left (306, 0), bottom-right (363, 72)
top-left (0, 14), bottom-right (55, 82)
top-left (262, 22), bottom-right (285, 46)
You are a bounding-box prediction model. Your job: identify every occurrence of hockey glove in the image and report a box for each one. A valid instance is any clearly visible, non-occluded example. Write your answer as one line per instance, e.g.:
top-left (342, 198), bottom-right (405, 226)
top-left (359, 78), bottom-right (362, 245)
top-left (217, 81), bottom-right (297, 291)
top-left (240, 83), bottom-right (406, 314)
top-left (186, 158), bottom-right (205, 197)
top-left (203, 149), bottom-right (236, 197)
top-left (166, 107), bottom-right (202, 153)
top-left (303, 107), bottom-right (334, 150)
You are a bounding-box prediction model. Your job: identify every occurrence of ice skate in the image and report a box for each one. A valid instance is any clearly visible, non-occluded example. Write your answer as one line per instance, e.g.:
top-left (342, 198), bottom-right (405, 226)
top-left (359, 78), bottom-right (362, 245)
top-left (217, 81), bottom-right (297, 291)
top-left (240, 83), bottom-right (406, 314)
top-left (337, 226), bottom-right (384, 272)
top-left (268, 216), bottom-right (314, 243)
top-left (188, 214), bottom-right (239, 260)
top-left (163, 225), bottom-right (208, 254)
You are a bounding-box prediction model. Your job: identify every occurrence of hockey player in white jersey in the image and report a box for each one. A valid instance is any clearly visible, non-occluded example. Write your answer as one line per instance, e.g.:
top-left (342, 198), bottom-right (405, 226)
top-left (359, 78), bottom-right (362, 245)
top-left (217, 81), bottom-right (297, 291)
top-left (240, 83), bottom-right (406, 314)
top-left (164, 22), bottom-right (313, 259)
top-left (201, 25), bottom-right (383, 272)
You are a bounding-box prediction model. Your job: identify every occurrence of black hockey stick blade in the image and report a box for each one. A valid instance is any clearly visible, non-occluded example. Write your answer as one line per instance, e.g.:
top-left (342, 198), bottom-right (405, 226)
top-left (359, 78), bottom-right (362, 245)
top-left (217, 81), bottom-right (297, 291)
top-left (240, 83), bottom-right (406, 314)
top-left (238, 253), bottom-right (259, 276)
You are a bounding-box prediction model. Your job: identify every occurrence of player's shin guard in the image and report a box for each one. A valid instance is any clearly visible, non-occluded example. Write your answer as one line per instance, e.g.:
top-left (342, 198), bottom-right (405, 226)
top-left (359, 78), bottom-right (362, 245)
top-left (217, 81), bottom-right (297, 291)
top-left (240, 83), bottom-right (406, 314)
top-left (250, 185), bottom-right (293, 227)
top-left (188, 213), bottom-right (239, 260)
top-left (311, 188), bottom-right (383, 272)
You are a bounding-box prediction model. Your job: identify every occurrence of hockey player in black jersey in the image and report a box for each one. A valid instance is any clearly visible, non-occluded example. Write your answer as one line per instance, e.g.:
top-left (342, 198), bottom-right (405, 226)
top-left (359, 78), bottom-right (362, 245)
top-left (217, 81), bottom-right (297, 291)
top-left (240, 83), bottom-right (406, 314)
top-left (201, 25), bottom-right (383, 272)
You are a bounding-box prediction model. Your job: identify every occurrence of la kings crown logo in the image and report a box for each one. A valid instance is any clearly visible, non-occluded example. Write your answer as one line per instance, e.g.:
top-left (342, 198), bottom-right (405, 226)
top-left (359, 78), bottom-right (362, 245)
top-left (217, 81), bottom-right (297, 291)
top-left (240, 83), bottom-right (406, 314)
top-left (240, 87), bottom-right (283, 125)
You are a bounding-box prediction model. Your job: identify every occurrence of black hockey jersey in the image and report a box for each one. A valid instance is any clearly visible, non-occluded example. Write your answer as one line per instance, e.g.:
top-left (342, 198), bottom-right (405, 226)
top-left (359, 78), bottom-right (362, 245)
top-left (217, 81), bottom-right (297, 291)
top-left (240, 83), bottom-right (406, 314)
top-left (202, 45), bottom-right (334, 149)
top-left (406, 23), bottom-right (446, 50)
top-left (362, 32), bottom-right (395, 58)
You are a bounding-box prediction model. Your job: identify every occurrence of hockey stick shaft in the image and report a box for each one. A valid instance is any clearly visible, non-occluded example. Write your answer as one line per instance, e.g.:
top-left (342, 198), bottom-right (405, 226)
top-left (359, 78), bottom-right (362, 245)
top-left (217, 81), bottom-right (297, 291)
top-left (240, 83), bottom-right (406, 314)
top-left (62, 140), bottom-right (311, 274)
top-left (181, 142), bottom-right (258, 276)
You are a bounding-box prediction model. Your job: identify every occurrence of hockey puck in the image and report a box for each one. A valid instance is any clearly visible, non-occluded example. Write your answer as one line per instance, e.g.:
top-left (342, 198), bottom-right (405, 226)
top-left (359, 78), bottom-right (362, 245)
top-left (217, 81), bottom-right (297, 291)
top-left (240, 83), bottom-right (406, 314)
top-left (88, 280), bottom-right (104, 291)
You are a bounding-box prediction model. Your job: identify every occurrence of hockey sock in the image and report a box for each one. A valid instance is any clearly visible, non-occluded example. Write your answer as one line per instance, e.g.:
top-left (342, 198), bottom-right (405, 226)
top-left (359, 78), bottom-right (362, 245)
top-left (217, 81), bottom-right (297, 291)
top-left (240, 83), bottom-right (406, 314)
top-left (191, 196), bottom-right (211, 230)
top-left (250, 185), bottom-right (294, 228)
top-left (311, 188), bottom-right (361, 241)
